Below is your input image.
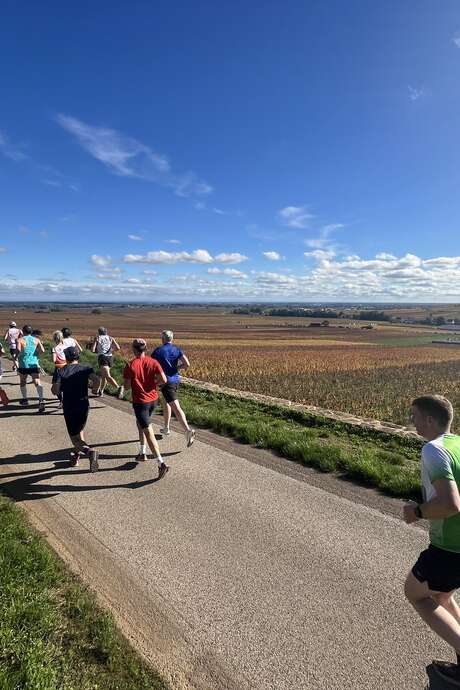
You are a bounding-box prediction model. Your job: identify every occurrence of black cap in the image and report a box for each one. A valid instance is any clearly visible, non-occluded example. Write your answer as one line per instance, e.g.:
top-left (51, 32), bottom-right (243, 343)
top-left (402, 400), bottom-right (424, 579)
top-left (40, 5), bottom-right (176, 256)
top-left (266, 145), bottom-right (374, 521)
top-left (64, 346), bottom-right (80, 362)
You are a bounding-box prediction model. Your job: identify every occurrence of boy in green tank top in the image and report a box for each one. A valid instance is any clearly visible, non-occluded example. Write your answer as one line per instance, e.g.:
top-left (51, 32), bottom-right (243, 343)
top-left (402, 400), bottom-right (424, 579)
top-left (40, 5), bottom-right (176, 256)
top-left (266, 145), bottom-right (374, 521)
top-left (404, 395), bottom-right (460, 685)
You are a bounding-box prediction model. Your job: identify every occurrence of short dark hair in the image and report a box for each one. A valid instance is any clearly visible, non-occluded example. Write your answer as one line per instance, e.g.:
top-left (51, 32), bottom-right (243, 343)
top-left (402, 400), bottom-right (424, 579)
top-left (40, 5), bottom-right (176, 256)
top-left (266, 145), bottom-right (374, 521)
top-left (62, 327), bottom-right (71, 338)
top-left (22, 325), bottom-right (32, 335)
top-left (64, 346), bottom-right (80, 362)
top-left (98, 326), bottom-right (107, 335)
top-left (412, 395), bottom-right (454, 428)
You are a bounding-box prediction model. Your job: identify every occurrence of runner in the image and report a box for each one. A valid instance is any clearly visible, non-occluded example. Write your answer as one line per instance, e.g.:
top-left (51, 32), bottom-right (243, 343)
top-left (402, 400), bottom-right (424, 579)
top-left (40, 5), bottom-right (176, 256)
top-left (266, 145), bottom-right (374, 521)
top-left (51, 346), bottom-right (100, 471)
top-left (51, 330), bottom-right (66, 405)
top-left (61, 327), bottom-right (83, 352)
top-left (92, 327), bottom-right (124, 399)
top-left (17, 325), bottom-right (45, 413)
top-left (152, 330), bottom-right (195, 447)
top-left (0, 342), bottom-right (9, 406)
top-left (403, 395), bottom-right (460, 685)
top-left (3, 321), bottom-right (22, 371)
top-left (123, 338), bottom-right (169, 479)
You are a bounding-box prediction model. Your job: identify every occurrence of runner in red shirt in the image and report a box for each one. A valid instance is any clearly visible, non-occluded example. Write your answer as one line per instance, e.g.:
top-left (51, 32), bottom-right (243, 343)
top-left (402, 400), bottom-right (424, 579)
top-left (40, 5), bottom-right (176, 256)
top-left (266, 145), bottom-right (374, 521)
top-left (123, 338), bottom-right (169, 479)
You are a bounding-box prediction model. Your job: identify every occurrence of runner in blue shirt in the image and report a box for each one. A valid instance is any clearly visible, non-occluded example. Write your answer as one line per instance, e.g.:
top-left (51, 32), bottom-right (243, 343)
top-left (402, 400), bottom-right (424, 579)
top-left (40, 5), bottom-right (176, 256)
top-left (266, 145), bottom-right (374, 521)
top-left (152, 330), bottom-right (195, 447)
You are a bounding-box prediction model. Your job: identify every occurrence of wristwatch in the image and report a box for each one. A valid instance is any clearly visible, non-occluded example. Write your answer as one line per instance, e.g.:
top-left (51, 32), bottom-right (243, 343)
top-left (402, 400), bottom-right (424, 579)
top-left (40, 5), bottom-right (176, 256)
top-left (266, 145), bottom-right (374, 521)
top-left (414, 504), bottom-right (424, 519)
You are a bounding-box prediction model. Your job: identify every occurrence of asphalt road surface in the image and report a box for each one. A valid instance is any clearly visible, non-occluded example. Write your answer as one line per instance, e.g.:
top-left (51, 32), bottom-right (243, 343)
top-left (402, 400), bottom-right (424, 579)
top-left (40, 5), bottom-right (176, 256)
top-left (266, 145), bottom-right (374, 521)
top-left (0, 367), bottom-right (452, 689)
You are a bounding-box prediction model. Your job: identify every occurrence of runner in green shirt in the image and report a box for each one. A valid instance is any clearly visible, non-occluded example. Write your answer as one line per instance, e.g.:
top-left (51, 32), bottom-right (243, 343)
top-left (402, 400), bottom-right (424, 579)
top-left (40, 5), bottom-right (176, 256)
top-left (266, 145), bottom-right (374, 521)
top-left (404, 395), bottom-right (460, 685)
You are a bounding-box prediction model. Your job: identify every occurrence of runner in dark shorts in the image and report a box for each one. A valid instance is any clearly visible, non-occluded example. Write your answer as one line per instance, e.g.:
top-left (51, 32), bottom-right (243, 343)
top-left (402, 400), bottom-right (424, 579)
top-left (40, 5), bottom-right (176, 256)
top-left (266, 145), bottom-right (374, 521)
top-left (4, 322), bottom-right (22, 371)
top-left (51, 346), bottom-right (101, 472)
top-left (403, 395), bottom-right (460, 685)
top-left (152, 330), bottom-right (195, 447)
top-left (123, 338), bottom-right (169, 479)
top-left (91, 327), bottom-right (124, 399)
top-left (17, 325), bottom-right (45, 413)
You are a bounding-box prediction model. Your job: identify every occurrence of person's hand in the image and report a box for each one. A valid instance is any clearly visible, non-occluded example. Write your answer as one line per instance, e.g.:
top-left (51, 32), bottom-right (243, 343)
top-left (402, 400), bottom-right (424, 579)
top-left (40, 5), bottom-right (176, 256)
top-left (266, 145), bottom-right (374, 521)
top-left (403, 502), bottom-right (419, 524)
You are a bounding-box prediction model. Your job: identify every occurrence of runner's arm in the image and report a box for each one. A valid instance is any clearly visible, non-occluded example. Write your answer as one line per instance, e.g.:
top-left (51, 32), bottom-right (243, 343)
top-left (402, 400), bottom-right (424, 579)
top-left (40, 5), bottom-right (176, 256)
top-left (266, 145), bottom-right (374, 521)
top-left (111, 338), bottom-right (121, 351)
top-left (51, 379), bottom-right (61, 396)
top-left (404, 479), bottom-right (460, 523)
top-left (52, 349), bottom-right (57, 363)
top-left (155, 366), bottom-right (168, 386)
top-left (91, 338), bottom-right (97, 353)
top-left (178, 353), bottom-right (190, 370)
top-left (74, 339), bottom-right (83, 353)
top-left (37, 339), bottom-right (45, 353)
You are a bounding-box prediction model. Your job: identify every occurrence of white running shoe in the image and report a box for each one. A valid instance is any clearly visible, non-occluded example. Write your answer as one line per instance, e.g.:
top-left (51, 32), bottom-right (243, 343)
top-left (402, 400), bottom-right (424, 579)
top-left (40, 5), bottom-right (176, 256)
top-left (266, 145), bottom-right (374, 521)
top-left (160, 427), bottom-right (171, 436)
top-left (117, 385), bottom-right (124, 399)
top-left (186, 429), bottom-right (195, 447)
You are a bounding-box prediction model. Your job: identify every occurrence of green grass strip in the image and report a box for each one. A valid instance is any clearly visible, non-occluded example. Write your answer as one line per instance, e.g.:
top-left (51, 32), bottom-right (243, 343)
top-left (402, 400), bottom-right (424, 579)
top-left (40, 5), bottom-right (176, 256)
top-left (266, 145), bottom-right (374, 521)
top-left (36, 343), bottom-right (423, 500)
top-left (0, 494), bottom-right (168, 690)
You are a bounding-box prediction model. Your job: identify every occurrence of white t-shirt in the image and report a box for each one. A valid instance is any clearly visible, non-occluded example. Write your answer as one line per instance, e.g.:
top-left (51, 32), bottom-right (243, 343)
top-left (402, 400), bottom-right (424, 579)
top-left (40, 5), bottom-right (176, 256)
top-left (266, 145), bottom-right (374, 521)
top-left (62, 337), bottom-right (78, 349)
top-left (95, 335), bottom-right (112, 355)
top-left (53, 343), bottom-right (67, 367)
top-left (6, 327), bottom-right (21, 347)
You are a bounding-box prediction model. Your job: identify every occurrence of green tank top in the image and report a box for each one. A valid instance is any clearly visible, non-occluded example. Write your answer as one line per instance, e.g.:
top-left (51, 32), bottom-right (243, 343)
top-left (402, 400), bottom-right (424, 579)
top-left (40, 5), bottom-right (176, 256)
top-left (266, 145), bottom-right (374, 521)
top-left (18, 335), bottom-right (39, 369)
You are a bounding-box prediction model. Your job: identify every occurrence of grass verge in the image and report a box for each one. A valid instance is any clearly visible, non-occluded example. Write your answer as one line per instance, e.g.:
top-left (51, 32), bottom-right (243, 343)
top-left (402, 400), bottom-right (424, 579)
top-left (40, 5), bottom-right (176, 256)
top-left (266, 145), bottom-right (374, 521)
top-left (36, 344), bottom-right (423, 500)
top-left (0, 494), bottom-right (168, 690)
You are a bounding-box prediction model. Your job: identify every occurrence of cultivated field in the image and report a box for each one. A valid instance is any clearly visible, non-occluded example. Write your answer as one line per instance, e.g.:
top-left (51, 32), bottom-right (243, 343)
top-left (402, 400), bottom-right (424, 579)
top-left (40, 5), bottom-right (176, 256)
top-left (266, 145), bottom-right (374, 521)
top-left (2, 305), bottom-right (460, 426)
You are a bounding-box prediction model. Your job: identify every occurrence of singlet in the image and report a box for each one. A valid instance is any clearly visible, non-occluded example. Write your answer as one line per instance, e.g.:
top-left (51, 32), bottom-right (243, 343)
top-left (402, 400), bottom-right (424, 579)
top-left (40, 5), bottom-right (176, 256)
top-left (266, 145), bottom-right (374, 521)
top-left (422, 434), bottom-right (460, 552)
top-left (95, 335), bottom-right (112, 356)
top-left (18, 335), bottom-right (39, 369)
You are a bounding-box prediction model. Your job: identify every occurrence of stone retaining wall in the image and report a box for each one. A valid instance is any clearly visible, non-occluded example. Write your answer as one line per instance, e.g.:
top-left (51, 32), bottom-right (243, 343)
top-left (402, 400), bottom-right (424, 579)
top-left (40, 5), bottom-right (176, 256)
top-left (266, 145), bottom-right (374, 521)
top-left (182, 377), bottom-right (420, 441)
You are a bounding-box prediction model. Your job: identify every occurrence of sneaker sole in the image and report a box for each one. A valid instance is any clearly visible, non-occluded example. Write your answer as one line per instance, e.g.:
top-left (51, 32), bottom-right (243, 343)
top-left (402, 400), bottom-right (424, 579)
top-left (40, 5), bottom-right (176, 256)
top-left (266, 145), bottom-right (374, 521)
top-left (187, 431), bottom-right (195, 448)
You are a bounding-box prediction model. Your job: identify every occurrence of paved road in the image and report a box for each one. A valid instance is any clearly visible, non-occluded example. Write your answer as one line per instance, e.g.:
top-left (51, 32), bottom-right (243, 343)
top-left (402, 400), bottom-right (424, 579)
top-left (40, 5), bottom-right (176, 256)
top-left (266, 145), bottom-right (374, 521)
top-left (0, 368), bottom-right (451, 689)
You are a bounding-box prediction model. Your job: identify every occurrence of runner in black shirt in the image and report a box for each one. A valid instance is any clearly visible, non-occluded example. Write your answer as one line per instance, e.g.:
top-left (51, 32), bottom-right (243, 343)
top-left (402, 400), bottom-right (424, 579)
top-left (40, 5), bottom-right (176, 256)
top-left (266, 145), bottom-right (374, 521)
top-left (51, 346), bottom-right (100, 471)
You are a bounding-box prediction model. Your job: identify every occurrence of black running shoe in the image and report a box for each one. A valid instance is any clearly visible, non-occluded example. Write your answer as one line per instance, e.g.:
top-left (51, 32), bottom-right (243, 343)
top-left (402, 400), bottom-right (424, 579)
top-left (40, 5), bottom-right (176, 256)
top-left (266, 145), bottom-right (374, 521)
top-left (19, 399), bottom-right (29, 407)
top-left (37, 402), bottom-right (45, 414)
top-left (89, 450), bottom-right (99, 473)
top-left (134, 453), bottom-right (148, 463)
top-left (432, 660), bottom-right (460, 687)
top-left (158, 462), bottom-right (169, 480)
top-left (69, 452), bottom-right (81, 467)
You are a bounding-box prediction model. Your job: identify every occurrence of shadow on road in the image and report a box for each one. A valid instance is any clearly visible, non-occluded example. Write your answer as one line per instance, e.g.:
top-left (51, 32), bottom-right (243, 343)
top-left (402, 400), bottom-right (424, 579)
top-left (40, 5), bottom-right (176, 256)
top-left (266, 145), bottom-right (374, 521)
top-left (0, 450), bottom-right (168, 501)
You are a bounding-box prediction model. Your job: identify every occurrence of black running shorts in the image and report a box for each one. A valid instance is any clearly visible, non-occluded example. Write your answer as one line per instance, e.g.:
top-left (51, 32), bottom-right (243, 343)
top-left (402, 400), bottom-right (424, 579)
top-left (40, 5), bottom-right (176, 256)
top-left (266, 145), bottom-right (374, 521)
top-left (9, 347), bottom-right (18, 356)
top-left (412, 544), bottom-right (460, 592)
top-left (18, 367), bottom-right (40, 377)
top-left (98, 354), bottom-right (113, 367)
top-left (132, 401), bottom-right (157, 429)
top-left (63, 401), bottom-right (89, 437)
top-left (161, 382), bottom-right (179, 403)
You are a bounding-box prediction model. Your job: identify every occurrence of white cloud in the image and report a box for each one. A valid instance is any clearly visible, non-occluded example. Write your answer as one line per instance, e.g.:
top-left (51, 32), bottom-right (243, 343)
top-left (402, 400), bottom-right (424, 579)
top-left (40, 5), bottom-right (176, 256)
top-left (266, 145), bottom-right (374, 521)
top-left (142, 269), bottom-right (157, 275)
top-left (128, 234), bottom-right (143, 241)
top-left (214, 252), bottom-right (248, 264)
top-left (123, 249), bottom-right (248, 265)
top-left (408, 86), bottom-right (425, 101)
top-left (165, 239), bottom-right (181, 245)
top-left (90, 254), bottom-right (112, 267)
top-left (263, 251), bottom-right (283, 261)
top-left (207, 268), bottom-right (247, 278)
top-left (56, 114), bottom-right (213, 198)
top-left (0, 246), bottom-right (7, 253)
top-left (278, 206), bottom-right (314, 229)
top-left (453, 35), bottom-right (460, 48)
top-left (304, 249), bottom-right (336, 261)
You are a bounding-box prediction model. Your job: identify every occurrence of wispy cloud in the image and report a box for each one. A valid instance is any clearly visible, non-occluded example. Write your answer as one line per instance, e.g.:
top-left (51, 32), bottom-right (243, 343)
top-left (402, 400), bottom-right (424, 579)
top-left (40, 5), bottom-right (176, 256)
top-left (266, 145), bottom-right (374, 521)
top-left (165, 239), bottom-right (181, 245)
top-left (453, 34), bottom-right (460, 48)
top-left (0, 246), bottom-right (7, 253)
top-left (408, 85), bottom-right (425, 101)
top-left (90, 254), bottom-right (112, 267)
top-left (56, 114), bottom-right (213, 198)
top-left (128, 234), bottom-right (143, 241)
top-left (123, 249), bottom-right (248, 265)
top-left (278, 206), bottom-right (314, 229)
top-left (0, 131), bottom-right (28, 162)
top-left (263, 251), bottom-right (283, 261)
top-left (304, 223), bottom-right (344, 250)
top-left (207, 267), bottom-right (247, 278)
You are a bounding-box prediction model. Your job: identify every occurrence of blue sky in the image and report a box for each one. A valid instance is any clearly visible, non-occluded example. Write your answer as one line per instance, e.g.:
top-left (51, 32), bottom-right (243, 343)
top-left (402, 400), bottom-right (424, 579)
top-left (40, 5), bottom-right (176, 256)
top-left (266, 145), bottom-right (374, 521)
top-left (1, 1), bottom-right (460, 302)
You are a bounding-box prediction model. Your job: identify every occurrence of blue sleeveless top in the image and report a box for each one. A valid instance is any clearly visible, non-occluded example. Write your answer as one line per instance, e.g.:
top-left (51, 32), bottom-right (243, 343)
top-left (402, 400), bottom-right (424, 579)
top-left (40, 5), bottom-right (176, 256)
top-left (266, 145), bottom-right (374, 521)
top-left (18, 335), bottom-right (39, 368)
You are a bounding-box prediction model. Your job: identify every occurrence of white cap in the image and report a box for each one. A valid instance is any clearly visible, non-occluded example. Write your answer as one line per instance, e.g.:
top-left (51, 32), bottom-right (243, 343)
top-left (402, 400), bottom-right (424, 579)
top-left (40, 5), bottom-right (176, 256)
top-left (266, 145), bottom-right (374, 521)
top-left (10, 321), bottom-right (16, 327)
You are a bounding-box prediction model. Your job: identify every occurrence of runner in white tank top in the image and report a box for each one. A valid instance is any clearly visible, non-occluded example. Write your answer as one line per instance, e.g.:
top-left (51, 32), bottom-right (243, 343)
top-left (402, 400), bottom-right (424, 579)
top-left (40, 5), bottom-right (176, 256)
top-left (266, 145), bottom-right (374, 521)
top-left (91, 326), bottom-right (124, 399)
